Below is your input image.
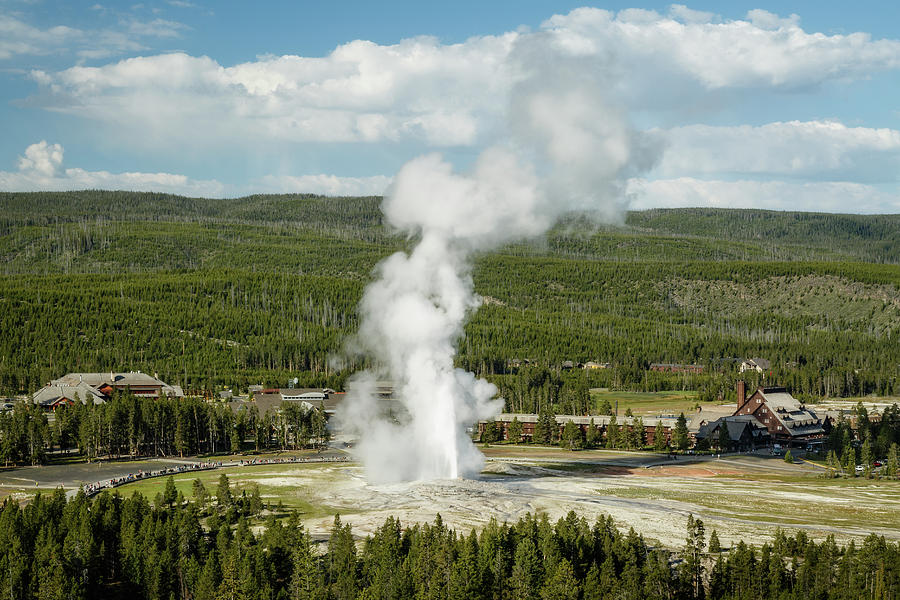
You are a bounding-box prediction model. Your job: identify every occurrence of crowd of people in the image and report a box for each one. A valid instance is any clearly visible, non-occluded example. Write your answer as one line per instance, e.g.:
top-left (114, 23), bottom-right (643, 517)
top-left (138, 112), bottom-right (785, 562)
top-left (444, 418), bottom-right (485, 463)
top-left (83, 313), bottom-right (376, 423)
top-left (81, 454), bottom-right (349, 497)
top-left (82, 461), bottom-right (219, 496)
top-left (236, 455), bottom-right (348, 467)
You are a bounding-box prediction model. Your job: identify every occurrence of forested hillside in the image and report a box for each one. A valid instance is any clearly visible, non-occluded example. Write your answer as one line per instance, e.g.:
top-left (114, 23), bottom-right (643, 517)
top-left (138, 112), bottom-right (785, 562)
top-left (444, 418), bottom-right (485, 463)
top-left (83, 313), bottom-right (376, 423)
top-left (0, 191), bottom-right (898, 401)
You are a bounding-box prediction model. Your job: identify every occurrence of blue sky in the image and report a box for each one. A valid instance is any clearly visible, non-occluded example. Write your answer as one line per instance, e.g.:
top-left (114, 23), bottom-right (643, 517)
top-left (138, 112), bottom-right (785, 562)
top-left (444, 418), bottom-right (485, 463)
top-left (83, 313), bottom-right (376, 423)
top-left (1, 0), bottom-right (899, 212)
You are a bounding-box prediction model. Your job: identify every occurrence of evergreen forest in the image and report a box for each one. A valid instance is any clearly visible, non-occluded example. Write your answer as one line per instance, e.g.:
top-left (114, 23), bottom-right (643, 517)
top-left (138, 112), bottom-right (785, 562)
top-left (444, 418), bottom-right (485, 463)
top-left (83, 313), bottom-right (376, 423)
top-left (1, 191), bottom-right (898, 406)
top-left (0, 485), bottom-right (897, 600)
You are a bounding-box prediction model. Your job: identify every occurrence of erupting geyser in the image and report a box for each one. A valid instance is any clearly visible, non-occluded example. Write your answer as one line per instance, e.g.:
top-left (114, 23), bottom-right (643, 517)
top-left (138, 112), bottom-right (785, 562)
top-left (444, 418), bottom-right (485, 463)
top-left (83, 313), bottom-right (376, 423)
top-left (341, 35), bottom-right (659, 483)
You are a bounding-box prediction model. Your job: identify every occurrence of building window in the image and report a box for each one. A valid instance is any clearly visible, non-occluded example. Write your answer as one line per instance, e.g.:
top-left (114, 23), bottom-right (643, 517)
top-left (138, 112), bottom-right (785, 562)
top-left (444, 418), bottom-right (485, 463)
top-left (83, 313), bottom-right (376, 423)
top-left (757, 399), bottom-right (762, 403)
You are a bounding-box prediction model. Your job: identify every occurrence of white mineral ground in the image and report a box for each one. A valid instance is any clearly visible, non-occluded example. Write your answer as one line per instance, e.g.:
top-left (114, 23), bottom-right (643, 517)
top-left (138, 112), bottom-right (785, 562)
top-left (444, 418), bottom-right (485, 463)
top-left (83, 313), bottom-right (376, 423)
top-left (234, 456), bottom-right (900, 548)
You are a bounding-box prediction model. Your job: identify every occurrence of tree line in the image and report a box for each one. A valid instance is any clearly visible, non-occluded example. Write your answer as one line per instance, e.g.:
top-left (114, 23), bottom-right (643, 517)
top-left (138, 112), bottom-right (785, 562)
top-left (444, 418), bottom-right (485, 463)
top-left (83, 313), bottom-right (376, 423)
top-left (1, 484), bottom-right (898, 600)
top-left (0, 392), bottom-right (329, 466)
top-left (822, 402), bottom-right (900, 478)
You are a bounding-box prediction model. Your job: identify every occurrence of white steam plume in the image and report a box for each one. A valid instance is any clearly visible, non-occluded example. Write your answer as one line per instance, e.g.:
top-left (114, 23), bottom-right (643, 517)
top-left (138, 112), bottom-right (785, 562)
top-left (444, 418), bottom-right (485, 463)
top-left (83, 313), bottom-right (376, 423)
top-left (341, 33), bottom-right (659, 483)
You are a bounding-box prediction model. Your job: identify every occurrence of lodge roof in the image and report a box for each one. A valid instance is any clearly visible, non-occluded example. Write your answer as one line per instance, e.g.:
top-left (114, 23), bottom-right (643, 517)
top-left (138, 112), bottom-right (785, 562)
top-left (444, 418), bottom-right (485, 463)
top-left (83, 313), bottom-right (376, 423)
top-left (53, 371), bottom-right (166, 388)
top-left (755, 387), bottom-right (825, 437)
top-left (230, 390), bottom-right (344, 418)
top-left (486, 413), bottom-right (679, 428)
top-left (34, 372), bottom-right (183, 405)
top-left (33, 381), bottom-right (106, 406)
top-left (687, 405), bottom-right (735, 433)
top-left (696, 415), bottom-right (769, 441)
top-left (743, 358), bottom-right (771, 369)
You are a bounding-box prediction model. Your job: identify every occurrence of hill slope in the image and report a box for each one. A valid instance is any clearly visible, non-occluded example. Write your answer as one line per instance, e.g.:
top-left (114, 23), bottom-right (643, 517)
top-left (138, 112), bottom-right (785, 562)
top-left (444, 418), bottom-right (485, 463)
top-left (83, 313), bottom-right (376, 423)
top-left (0, 191), bottom-right (897, 400)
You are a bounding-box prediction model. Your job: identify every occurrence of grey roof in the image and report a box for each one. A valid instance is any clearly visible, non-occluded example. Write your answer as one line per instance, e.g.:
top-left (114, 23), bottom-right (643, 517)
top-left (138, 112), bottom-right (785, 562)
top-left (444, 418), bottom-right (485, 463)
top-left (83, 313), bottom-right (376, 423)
top-left (280, 388), bottom-right (328, 400)
top-left (33, 382), bottom-right (105, 406)
top-left (697, 415), bottom-right (768, 441)
top-left (487, 413), bottom-right (678, 428)
top-left (230, 390), bottom-right (344, 418)
top-left (247, 393), bottom-right (286, 417)
top-left (344, 380), bottom-right (395, 397)
top-left (687, 406), bottom-right (736, 433)
top-left (36, 372), bottom-right (181, 405)
top-left (743, 358), bottom-right (771, 370)
top-left (758, 388), bottom-right (825, 437)
top-left (162, 384), bottom-right (184, 397)
top-left (52, 371), bottom-right (166, 388)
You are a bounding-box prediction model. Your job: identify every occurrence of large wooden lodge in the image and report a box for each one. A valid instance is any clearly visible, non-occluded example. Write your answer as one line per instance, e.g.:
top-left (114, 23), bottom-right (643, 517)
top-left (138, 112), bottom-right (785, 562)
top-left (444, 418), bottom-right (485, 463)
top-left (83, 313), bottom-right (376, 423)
top-left (32, 372), bottom-right (184, 409)
top-left (479, 382), bottom-right (828, 449)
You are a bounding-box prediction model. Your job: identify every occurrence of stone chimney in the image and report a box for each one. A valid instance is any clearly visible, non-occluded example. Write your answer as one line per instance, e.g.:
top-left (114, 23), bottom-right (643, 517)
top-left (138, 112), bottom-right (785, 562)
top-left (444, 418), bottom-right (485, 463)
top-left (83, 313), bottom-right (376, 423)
top-left (736, 380), bottom-right (746, 410)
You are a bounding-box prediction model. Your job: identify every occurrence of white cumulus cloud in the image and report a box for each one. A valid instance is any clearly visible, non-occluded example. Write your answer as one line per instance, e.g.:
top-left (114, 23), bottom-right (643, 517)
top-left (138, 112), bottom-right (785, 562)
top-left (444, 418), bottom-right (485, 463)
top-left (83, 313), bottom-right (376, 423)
top-left (30, 33), bottom-right (516, 147)
top-left (655, 121), bottom-right (900, 182)
top-left (9, 7), bottom-right (900, 212)
top-left (542, 7), bottom-right (900, 91)
top-left (17, 141), bottom-right (64, 176)
top-left (24, 7), bottom-right (900, 149)
top-left (0, 142), bottom-right (389, 197)
top-left (627, 177), bottom-right (900, 214)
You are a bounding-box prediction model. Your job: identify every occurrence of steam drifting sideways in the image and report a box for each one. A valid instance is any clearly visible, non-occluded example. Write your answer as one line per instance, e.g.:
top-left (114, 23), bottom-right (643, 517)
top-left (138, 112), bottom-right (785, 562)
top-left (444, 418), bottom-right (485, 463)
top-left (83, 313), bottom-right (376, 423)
top-left (341, 33), bottom-right (660, 483)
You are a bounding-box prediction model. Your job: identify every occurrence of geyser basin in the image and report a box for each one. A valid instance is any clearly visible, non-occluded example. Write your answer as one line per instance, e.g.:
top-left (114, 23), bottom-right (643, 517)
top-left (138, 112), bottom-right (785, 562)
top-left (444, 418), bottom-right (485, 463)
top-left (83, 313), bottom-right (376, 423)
top-left (341, 35), bottom-right (659, 484)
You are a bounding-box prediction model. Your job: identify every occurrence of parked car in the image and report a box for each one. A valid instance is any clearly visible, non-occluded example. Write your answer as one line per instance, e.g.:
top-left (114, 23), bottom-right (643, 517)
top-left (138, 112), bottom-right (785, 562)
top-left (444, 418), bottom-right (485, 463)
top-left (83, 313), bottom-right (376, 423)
top-left (874, 460), bottom-right (883, 467)
top-left (855, 464), bottom-right (865, 473)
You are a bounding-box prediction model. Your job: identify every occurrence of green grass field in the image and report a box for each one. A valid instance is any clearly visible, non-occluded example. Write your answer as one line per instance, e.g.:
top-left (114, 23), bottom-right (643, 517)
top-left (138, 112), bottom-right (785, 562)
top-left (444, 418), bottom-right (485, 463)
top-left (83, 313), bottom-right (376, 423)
top-left (113, 462), bottom-right (351, 520)
top-left (589, 389), bottom-right (708, 416)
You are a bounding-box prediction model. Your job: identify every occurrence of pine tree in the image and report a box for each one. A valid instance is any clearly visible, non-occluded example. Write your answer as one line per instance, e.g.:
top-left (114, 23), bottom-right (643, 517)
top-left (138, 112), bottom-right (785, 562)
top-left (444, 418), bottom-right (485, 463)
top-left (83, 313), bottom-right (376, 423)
top-left (481, 421), bottom-right (499, 445)
top-left (586, 418), bottom-right (600, 449)
top-left (861, 438), bottom-right (874, 477)
top-left (562, 420), bottom-right (582, 450)
top-left (598, 398), bottom-right (613, 416)
top-left (582, 564), bottom-right (603, 600)
top-left (717, 423), bottom-right (731, 452)
top-left (826, 450), bottom-right (840, 477)
top-left (673, 413), bottom-right (689, 451)
top-left (844, 443), bottom-right (857, 477)
top-left (448, 530), bottom-right (480, 600)
top-left (539, 558), bottom-right (579, 600)
top-left (708, 555), bottom-right (728, 600)
top-left (508, 416), bottom-right (523, 444)
top-left (327, 515), bottom-right (357, 600)
top-left (653, 421), bottom-right (667, 452)
top-left (163, 475), bottom-right (178, 508)
top-left (784, 449), bottom-right (793, 464)
top-left (193, 478), bottom-right (209, 507)
top-left (885, 443), bottom-right (899, 478)
top-left (216, 551), bottom-right (245, 600)
top-left (216, 473), bottom-right (233, 507)
top-left (680, 514), bottom-right (706, 599)
top-left (290, 530), bottom-right (319, 600)
top-left (633, 416), bottom-right (645, 448)
top-left (535, 405), bottom-right (557, 445)
top-left (708, 529), bottom-right (721, 553)
top-left (510, 537), bottom-right (542, 600)
top-left (643, 549), bottom-right (675, 600)
top-left (606, 415), bottom-right (618, 449)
